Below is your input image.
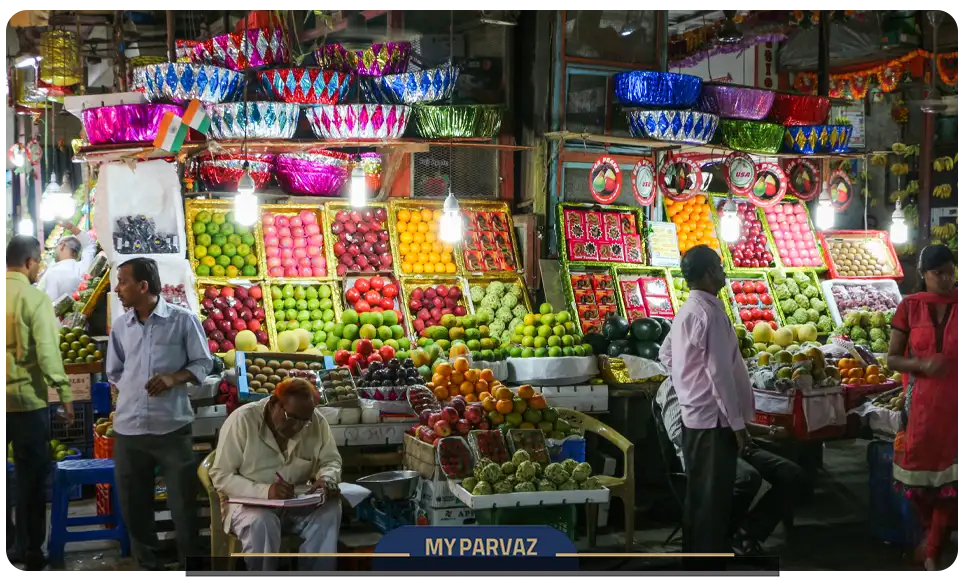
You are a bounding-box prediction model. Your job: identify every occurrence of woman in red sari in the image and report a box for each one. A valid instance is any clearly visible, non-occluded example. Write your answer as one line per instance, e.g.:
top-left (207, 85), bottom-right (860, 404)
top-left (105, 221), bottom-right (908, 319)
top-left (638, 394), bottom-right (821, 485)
top-left (887, 244), bottom-right (957, 570)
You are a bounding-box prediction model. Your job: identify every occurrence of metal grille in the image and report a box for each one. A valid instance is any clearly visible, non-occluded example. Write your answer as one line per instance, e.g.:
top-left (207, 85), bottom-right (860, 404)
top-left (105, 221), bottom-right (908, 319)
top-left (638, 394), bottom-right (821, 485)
top-left (411, 145), bottom-right (500, 199)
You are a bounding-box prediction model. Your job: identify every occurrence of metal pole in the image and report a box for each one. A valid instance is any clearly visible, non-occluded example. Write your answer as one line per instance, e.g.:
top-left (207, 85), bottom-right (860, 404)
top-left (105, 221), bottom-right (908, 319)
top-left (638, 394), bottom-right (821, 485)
top-left (918, 114), bottom-right (935, 246)
top-left (166, 11), bottom-right (176, 62)
top-left (817, 12), bottom-right (830, 96)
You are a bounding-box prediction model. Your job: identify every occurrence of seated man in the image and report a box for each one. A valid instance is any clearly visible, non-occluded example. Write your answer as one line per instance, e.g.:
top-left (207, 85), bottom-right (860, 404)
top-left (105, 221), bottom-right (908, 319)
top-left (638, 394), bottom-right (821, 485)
top-left (210, 378), bottom-right (342, 571)
top-left (656, 378), bottom-right (805, 554)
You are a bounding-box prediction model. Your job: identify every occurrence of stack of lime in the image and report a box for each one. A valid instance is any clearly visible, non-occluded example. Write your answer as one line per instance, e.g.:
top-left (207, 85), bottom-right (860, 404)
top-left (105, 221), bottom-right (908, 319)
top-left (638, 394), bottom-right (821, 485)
top-left (192, 210), bottom-right (260, 278)
top-left (60, 327), bottom-right (101, 365)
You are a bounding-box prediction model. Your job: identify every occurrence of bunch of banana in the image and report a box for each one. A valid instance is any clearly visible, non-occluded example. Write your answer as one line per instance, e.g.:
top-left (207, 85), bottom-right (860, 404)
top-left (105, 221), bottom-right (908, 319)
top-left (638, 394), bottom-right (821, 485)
top-left (933, 184), bottom-right (953, 199)
top-left (889, 189), bottom-right (909, 203)
top-left (871, 153), bottom-right (890, 166)
top-left (891, 142), bottom-right (908, 155)
top-left (933, 157), bottom-right (955, 172)
top-left (903, 144), bottom-right (920, 158)
top-left (907, 180), bottom-right (919, 194)
top-left (933, 222), bottom-right (957, 240)
top-left (890, 162), bottom-right (910, 176)
top-left (903, 204), bottom-right (919, 226)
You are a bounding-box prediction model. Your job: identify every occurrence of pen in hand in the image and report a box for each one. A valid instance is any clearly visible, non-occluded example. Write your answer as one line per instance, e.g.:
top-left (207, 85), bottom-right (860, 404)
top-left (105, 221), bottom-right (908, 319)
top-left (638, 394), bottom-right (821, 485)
top-left (269, 471), bottom-right (294, 500)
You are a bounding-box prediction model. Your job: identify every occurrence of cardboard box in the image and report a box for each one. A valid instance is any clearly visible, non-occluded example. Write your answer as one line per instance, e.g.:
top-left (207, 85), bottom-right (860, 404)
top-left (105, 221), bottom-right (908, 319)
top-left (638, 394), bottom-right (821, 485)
top-left (49, 373), bottom-right (92, 403)
top-left (403, 434), bottom-right (440, 479)
top-left (417, 477), bottom-right (459, 508)
top-left (417, 503), bottom-right (477, 526)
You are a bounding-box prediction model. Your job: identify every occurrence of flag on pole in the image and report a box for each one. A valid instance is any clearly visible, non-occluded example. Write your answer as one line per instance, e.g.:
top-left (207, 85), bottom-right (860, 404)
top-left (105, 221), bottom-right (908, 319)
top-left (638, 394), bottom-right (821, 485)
top-left (153, 112), bottom-right (189, 153)
top-left (182, 99), bottom-right (210, 135)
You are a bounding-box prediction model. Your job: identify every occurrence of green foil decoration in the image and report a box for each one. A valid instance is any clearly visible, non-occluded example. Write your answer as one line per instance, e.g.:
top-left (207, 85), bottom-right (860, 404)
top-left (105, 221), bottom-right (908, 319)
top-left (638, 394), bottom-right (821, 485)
top-left (412, 105), bottom-right (503, 139)
top-left (720, 120), bottom-right (785, 154)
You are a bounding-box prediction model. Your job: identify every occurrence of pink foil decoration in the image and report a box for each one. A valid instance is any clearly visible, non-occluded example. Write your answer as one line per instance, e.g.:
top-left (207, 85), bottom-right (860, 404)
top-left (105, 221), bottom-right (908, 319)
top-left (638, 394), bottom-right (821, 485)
top-left (192, 28), bottom-right (290, 71)
top-left (698, 84), bottom-right (775, 120)
top-left (316, 42), bottom-right (412, 77)
top-left (305, 104), bottom-right (410, 140)
top-left (82, 103), bottom-right (185, 145)
top-left (274, 152), bottom-right (351, 196)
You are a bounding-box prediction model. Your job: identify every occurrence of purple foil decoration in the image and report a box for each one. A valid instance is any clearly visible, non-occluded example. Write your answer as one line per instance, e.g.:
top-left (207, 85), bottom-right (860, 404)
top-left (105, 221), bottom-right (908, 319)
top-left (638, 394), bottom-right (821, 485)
top-left (698, 84), bottom-right (775, 120)
top-left (669, 32), bottom-right (788, 70)
top-left (274, 152), bottom-right (351, 196)
top-left (192, 28), bottom-right (290, 71)
top-left (305, 104), bottom-right (410, 140)
top-left (316, 42), bottom-right (412, 77)
top-left (82, 103), bottom-right (185, 145)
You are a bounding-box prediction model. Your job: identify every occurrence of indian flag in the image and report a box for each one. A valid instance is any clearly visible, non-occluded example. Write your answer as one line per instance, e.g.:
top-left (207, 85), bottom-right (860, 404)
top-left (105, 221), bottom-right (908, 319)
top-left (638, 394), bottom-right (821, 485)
top-left (153, 112), bottom-right (188, 153)
top-left (182, 100), bottom-right (211, 135)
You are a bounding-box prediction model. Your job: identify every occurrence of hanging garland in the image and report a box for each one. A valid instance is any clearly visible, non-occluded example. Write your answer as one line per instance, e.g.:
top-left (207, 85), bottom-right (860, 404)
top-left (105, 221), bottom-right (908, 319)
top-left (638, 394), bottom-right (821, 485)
top-left (793, 49), bottom-right (956, 100)
top-left (937, 52), bottom-right (958, 86)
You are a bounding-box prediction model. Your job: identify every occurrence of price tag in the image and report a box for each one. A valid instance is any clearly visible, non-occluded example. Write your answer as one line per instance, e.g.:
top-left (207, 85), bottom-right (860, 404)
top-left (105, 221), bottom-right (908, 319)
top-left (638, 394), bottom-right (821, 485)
top-left (647, 222), bottom-right (682, 267)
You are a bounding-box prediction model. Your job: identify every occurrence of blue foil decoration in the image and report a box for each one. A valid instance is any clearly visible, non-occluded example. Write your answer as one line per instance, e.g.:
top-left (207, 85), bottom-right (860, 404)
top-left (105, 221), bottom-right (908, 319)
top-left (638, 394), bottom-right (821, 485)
top-left (203, 102), bottom-right (301, 140)
top-left (359, 66), bottom-right (459, 105)
top-left (613, 71), bottom-right (702, 108)
top-left (820, 125), bottom-right (853, 153)
top-left (627, 109), bottom-right (719, 145)
top-left (134, 63), bottom-right (246, 105)
top-left (782, 125), bottom-right (823, 155)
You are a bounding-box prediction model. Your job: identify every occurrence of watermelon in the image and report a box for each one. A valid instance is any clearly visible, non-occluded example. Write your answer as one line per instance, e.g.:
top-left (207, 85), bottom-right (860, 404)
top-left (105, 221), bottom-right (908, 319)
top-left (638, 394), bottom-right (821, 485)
top-left (633, 340), bottom-right (660, 360)
top-left (583, 332), bottom-right (608, 356)
top-left (655, 317), bottom-right (672, 343)
top-left (602, 315), bottom-right (629, 341)
top-left (630, 318), bottom-right (662, 342)
top-left (607, 340), bottom-right (632, 357)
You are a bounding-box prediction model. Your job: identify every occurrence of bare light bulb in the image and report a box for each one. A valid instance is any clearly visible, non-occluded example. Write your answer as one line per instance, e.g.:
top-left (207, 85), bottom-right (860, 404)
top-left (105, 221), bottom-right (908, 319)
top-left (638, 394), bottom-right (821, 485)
top-left (890, 201), bottom-right (908, 244)
top-left (17, 216), bottom-right (34, 236)
top-left (234, 191), bottom-right (258, 227)
top-left (349, 165), bottom-right (367, 208)
top-left (439, 191), bottom-right (462, 244)
top-left (815, 191), bottom-right (835, 230)
top-left (719, 198), bottom-right (742, 243)
top-left (236, 164), bottom-right (256, 195)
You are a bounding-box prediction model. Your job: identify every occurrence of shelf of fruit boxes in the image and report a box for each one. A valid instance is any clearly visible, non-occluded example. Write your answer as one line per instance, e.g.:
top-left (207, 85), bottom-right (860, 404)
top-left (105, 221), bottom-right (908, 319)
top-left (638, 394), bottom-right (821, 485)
top-left (185, 199), bottom-right (265, 283)
top-left (758, 197), bottom-right (828, 273)
top-left (662, 193), bottom-right (722, 259)
top-left (557, 202), bottom-right (647, 267)
top-left (612, 266), bottom-right (676, 322)
top-left (562, 264), bottom-right (621, 335)
top-left (256, 204), bottom-right (334, 282)
top-left (724, 273), bottom-right (783, 333)
top-left (766, 270), bottom-right (834, 337)
top-left (707, 194), bottom-right (779, 274)
top-left (340, 273), bottom-right (411, 338)
top-left (398, 276), bottom-right (473, 338)
top-left (665, 268), bottom-right (732, 321)
top-left (323, 202), bottom-right (396, 278)
top-left (196, 279), bottom-right (276, 352)
top-left (817, 230), bottom-right (904, 280)
top-left (388, 199), bottom-right (464, 278)
top-left (458, 200), bottom-right (524, 277)
top-left (79, 272), bottom-right (111, 317)
top-left (262, 280), bottom-right (344, 352)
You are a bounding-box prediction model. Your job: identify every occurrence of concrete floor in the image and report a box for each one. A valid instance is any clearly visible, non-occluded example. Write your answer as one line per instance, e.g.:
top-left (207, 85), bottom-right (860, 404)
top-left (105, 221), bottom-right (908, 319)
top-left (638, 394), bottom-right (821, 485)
top-left (15, 439), bottom-right (956, 571)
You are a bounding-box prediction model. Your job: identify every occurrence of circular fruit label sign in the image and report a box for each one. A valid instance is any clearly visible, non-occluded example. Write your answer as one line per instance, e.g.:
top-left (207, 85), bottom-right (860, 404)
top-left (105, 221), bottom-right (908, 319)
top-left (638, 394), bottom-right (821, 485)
top-left (631, 159), bottom-right (657, 206)
top-left (657, 156), bottom-right (702, 202)
top-left (589, 156), bottom-right (622, 204)
top-left (782, 158), bottom-right (821, 201)
top-left (828, 169), bottom-right (853, 211)
top-left (724, 152), bottom-right (757, 196)
top-left (747, 162), bottom-right (788, 208)
top-left (26, 139), bottom-right (43, 166)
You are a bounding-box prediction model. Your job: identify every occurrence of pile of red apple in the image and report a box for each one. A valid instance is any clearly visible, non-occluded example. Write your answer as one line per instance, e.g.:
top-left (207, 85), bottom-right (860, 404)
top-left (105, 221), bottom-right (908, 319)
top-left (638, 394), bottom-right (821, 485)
top-left (332, 339), bottom-right (398, 374)
top-left (263, 210), bottom-right (327, 278)
top-left (721, 201), bottom-right (774, 268)
top-left (331, 208), bottom-right (393, 276)
top-left (762, 203), bottom-right (823, 268)
top-left (345, 275), bottom-right (401, 314)
top-left (200, 285), bottom-right (268, 353)
top-left (729, 280), bottom-right (778, 332)
top-left (408, 284), bottom-right (467, 334)
top-left (412, 396), bottom-right (487, 444)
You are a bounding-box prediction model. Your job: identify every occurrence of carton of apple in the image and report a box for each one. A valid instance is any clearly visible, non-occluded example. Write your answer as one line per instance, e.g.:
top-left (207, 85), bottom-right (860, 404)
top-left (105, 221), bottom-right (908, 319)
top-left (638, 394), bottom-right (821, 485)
top-left (330, 207), bottom-right (393, 276)
top-left (199, 283), bottom-right (268, 353)
top-left (405, 283), bottom-right (467, 335)
top-left (262, 209), bottom-right (327, 278)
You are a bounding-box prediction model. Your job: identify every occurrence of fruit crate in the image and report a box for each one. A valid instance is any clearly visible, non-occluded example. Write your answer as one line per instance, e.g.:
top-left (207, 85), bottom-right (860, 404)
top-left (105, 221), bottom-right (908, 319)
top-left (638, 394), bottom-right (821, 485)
top-left (263, 281), bottom-right (343, 352)
top-left (759, 199), bottom-right (827, 272)
top-left (197, 279), bottom-right (276, 352)
top-left (817, 230), bottom-right (903, 280)
top-left (661, 193), bottom-right (722, 259)
top-left (459, 200), bottom-right (523, 276)
top-left (766, 270), bottom-right (834, 337)
top-left (665, 268), bottom-right (731, 321)
top-left (323, 202), bottom-right (395, 277)
top-left (708, 194), bottom-right (778, 273)
top-left (558, 202), bottom-right (646, 267)
top-left (257, 204), bottom-right (332, 282)
top-left (399, 276), bottom-right (472, 338)
top-left (474, 504), bottom-right (579, 541)
top-left (613, 266), bottom-right (675, 322)
top-left (388, 199), bottom-right (463, 278)
top-left (340, 274), bottom-right (410, 338)
top-left (185, 199), bottom-right (264, 282)
top-left (563, 265), bottom-right (619, 335)
top-left (465, 274), bottom-right (533, 332)
top-left (723, 273), bottom-right (782, 332)
top-left (80, 273), bottom-right (111, 317)
top-left (49, 401), bottom-right (93, 446)
top-left (820, 278), bottom-right (903, 326)
top-left (403, 433), bottom-right (441, 479)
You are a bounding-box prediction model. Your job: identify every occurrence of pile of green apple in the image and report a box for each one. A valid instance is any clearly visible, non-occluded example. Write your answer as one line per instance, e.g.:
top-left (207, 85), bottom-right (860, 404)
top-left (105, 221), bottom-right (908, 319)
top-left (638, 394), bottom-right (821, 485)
top-left (506, 304), bottom-right (592, 358)
top-left (418, 314), bottom-right (509, 361)
top-left (270, 284), bottom-right (337, 349)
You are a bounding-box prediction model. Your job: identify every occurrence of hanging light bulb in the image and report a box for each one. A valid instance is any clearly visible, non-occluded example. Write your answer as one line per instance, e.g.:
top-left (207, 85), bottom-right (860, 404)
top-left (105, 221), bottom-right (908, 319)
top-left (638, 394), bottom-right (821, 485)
top-left (17, 215), bottom-right (35, 236)
top-left (890, 200), bottom-right (908, 244)
top-left (233, 163), bottom-right (259, 226)
top-left (439, 190), bottom-right (462, 244)
top-left (719, 197), bottom-right (742, 243)
top-left (349, 165), bottom-right (367, 208)
top-left (44, 172), bottom-right (61, 196)
top-left (236, 163), bottom-right (256, 196)
top-left (815, 187), bottom-right (835, 230)
top-left (55, 192), bottom-right (76, 220)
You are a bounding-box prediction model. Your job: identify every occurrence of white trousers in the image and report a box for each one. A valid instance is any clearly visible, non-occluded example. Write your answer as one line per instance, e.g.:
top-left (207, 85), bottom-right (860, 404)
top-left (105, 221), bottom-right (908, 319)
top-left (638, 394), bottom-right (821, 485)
top-left (230, 500), bottom-right (342, 571)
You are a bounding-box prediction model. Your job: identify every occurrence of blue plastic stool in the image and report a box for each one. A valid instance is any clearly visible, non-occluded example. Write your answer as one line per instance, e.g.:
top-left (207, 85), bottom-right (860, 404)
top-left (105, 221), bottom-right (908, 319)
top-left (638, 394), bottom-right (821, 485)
top-left (48, 459), bottom-right (130, 565)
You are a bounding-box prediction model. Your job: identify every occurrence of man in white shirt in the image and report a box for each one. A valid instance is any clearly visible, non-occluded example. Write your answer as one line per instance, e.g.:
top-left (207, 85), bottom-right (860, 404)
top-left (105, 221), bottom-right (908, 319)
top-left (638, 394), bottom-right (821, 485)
top-left (40, 222), bottom-right (97, 302)
top-left (210, 378), bottom-right (343, 571)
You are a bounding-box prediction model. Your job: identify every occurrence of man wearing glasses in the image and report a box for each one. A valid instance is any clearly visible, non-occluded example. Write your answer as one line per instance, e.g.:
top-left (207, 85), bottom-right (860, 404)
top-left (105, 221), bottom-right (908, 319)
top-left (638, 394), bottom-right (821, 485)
top-left (210, 378), bottom-right (343, 571)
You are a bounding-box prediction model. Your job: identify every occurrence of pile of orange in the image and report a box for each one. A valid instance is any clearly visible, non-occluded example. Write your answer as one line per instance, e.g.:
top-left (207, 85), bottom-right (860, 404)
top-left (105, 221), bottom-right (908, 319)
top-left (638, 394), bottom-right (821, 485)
top-left (396, 207), bottom-right (457, 275)
top-left (431, 357), bottom-right (497, 402)
top-left (837, 359), bottom-right (882, 385)
top-left (665, 195), bottom-right (720, 255)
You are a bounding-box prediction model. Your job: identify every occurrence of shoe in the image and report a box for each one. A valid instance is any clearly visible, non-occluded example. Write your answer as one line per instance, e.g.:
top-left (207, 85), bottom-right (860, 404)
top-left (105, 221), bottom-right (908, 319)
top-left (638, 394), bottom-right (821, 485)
top-left (23, 554), bottom-right (47, 571)
top-left (7, 548), bottom-right (23, 565)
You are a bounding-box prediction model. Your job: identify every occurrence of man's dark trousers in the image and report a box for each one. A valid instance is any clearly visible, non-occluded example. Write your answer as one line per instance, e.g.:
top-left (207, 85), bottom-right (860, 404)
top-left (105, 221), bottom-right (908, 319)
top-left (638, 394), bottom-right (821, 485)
top-left (681, 425), bottom-right (738, 559)
top-left (7, 408), bottom-right (52, 569)
top-left (732, 446), bottom-right (804, 542)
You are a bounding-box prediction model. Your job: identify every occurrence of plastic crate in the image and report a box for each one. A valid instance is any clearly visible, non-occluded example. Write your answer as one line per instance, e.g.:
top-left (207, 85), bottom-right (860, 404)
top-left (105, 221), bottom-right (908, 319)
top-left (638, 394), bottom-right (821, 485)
top-left (49, 401), bottom-right (93, 445)
top-left (549, 438), bottom-right (587, 464)
top-left (867, 440), bottom-right (923, 548)
top-left (474, 505), bottom-right (578, 541)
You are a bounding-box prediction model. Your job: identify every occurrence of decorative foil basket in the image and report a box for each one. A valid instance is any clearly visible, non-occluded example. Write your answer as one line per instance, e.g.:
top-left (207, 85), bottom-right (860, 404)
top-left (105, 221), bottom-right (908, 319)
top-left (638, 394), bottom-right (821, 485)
top-left (275, 151), bottom-right (352, 196)
top-left (192, 27), bottom-right (290, 71)
top-left (360, 66), bottom-right (459, 105)
top-left (258, 68), bottom-right (354, 105)
top-left (627, 109), bottom-right (718, 145)
top-left (317, 42), bottom-right (412, 77)
top-left (82, 103), bottom-right (185, 145)
top-left (782, 125), bottom-right (824, 155)
top-left (205, 102), bottom-right (301, 140)
top-left (135, 63), bottom-right (246, 104)
top-left (719, 120), bottom-right (785, 154)
top-left (176, 40), bottom-right (199, 62)
top-left (820, 125), bottom-right (854, 153)
top-left (768, 93), bottom-right (831, 126)
top-left (613, 71), bottom-right (702, 108)
top-left (199, 153), bottom-right (276, 191)
top-left (412, 105), bottom-right (503, 139)
top-left (698, 84), bottom-right (775, 120)
top-left (305, 104), bottom-right (410, 140)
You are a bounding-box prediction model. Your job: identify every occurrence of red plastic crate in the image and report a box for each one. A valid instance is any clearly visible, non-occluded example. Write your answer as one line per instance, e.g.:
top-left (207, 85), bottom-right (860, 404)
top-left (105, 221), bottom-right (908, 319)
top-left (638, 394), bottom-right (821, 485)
top-left (753, 389), bottom-right (847, 441)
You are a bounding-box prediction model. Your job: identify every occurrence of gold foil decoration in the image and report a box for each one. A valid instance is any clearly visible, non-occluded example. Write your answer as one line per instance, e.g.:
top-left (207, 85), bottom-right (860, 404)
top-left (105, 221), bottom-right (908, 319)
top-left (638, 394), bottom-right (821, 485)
top-left (40, 30), bottom-right (81, 86)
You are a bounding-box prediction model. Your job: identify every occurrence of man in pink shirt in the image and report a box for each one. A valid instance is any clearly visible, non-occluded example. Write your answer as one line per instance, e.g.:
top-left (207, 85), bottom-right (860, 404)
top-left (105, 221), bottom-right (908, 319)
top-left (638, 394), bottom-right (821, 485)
top-left (659, 245), bottom-right (755, 557)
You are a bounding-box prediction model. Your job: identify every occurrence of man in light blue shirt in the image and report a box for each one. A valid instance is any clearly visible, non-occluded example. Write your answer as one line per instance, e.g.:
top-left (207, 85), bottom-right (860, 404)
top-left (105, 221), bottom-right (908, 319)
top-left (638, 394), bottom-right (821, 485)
top-left (106, 257), bottom-right (212, 570)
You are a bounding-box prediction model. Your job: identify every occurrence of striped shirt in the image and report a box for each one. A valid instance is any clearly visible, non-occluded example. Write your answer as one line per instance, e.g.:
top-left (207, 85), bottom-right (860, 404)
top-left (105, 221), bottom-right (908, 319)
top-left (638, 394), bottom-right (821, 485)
top-left (656, 378), bottom-right (686, 471)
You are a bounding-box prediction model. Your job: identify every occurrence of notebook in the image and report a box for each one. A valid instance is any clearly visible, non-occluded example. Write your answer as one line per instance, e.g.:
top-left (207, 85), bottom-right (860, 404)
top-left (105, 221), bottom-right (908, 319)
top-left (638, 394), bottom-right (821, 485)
top-left (227, 486), bottom-right (323, 509)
